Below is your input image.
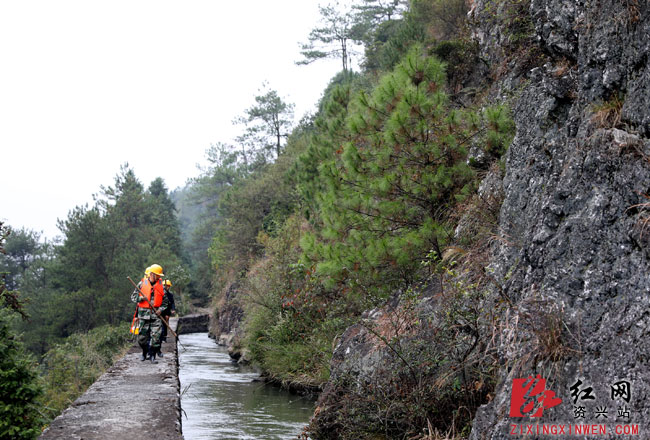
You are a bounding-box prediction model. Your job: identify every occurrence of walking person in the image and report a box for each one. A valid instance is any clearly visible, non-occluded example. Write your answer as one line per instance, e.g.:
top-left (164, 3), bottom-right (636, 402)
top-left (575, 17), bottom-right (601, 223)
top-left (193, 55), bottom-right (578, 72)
top-left (131, 263), bottom-right (165, 363)
top-left (157, 279), bottom-right (176, 357)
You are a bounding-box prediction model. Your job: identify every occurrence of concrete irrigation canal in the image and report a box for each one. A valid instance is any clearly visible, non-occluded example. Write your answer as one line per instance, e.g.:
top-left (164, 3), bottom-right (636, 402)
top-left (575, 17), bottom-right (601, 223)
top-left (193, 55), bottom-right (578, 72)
top-left (178, 332), bottom-right (314, 439)
top-left (39, 315), bottom-right (314, 439)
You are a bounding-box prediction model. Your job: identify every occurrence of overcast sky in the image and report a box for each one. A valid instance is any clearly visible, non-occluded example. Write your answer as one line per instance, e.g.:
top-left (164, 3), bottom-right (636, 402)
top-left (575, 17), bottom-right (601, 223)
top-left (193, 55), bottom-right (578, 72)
top-left (1, 1), bottom-right (346, 240)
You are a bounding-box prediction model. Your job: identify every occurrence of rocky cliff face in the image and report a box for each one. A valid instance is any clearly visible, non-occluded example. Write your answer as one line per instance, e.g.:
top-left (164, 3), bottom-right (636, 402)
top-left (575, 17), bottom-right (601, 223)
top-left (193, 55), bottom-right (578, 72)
top-left (211, 281), bottom-right (247, 361)
top-left (311, 0), bottom-right (650, 438)
top-left (470, 0), bottom-right (650, 437)
top-left (309, 281), bottom-right (496, 438)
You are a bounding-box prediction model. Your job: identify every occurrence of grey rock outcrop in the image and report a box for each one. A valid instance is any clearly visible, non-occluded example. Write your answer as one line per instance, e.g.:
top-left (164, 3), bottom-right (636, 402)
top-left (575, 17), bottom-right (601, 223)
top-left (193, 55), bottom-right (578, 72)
top-left (177, 313), bottom-right (210, 334)
top-left (212, 281), bottom-right (247, 361)
top-left (469, 0), bottom-right (650, 437)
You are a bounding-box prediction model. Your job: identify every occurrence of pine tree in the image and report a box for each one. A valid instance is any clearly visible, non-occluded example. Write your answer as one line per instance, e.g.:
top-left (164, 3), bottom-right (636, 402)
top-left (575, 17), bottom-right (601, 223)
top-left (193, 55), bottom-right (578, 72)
top-left (51, 165), bottom-right (187, 330)
top-left (233, 84), bottom-right (295, 162)
top-left (147, 177), bottom-right (182, 256)
top-left (293, 82), bottom-right (355, 221)
top-left (351, 0), bottom-right (409, 45)
top-left (299, 45), bottom-right (513, 302)
top-left (297, 2), bottom-right (363, 73)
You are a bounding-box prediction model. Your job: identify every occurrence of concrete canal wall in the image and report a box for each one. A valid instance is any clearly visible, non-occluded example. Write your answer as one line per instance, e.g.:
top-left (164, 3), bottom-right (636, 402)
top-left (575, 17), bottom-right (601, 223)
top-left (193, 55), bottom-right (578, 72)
top-left (39, 314), bottom-right (213, 440)
top-left (176, 313), bottom-right (210, 335)
top-left (39, 318), bottom-right (183, 440)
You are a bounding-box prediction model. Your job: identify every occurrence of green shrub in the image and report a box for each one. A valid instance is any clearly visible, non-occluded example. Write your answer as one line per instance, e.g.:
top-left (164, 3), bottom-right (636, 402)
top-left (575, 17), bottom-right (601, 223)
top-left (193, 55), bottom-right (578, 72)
top-left (39, 323), bottom-right (132, 419)
top-left (243, 216), bottom-right (351, 388)
top-left (0, 311), bottom-right (44, 440)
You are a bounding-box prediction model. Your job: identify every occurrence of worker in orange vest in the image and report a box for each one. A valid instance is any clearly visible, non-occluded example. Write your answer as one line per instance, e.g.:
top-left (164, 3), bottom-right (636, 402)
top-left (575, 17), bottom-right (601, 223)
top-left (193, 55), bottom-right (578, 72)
top-left (157, 279), bottom-right (176, 358)
top-left (131, 263), bottom-right (165, 363)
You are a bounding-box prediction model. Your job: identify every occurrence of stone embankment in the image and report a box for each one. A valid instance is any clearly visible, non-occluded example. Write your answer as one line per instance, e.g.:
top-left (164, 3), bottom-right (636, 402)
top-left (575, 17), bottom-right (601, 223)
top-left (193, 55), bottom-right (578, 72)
top-left (176, 313), bottom-right (210, 334)
top-left (39, 319), bottom-right (183, 440)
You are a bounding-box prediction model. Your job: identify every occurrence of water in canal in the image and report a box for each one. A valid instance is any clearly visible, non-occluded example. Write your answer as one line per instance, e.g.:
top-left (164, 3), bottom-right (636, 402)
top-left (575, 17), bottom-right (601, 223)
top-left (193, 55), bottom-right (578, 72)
top-left (178, 332), bottom-right (316, 440)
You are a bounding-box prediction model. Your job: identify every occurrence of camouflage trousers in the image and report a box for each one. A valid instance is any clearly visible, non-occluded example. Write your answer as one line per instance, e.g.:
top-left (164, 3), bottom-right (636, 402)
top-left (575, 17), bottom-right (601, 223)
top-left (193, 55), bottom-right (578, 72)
top-left (136, 309), bottom-right (163, 352)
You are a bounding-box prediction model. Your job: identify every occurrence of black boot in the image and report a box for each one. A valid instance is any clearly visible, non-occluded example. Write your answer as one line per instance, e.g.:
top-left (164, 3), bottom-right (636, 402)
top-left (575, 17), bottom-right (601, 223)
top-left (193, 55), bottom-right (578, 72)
top-left (149, 351), bottom-right (158, 364)
top-left (157, 348), bottom-right (164, 358)
top-left (141, 346), bottom-right (148, 361)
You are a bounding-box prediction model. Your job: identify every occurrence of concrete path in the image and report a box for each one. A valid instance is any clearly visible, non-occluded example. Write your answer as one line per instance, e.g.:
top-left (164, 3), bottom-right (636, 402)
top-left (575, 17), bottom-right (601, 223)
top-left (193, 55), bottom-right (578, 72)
top-left (40, 318), bottom-right (182, 440)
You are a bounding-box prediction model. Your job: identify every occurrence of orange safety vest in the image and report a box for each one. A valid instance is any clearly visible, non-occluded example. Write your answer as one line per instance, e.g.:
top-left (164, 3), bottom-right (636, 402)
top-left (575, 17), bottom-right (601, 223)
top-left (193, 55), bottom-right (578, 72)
top-left (137, 277), bottom-right (165, 309)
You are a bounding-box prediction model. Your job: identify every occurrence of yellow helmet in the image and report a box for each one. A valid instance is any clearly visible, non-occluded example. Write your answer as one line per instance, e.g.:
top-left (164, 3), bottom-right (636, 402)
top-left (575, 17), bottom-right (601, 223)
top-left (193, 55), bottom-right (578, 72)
top-left (144, 266), bottom-right (152, 276)
top-left (163, 280), bottom-right (172, 287)
top-left (149, 264), bottom-right (164, 277)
